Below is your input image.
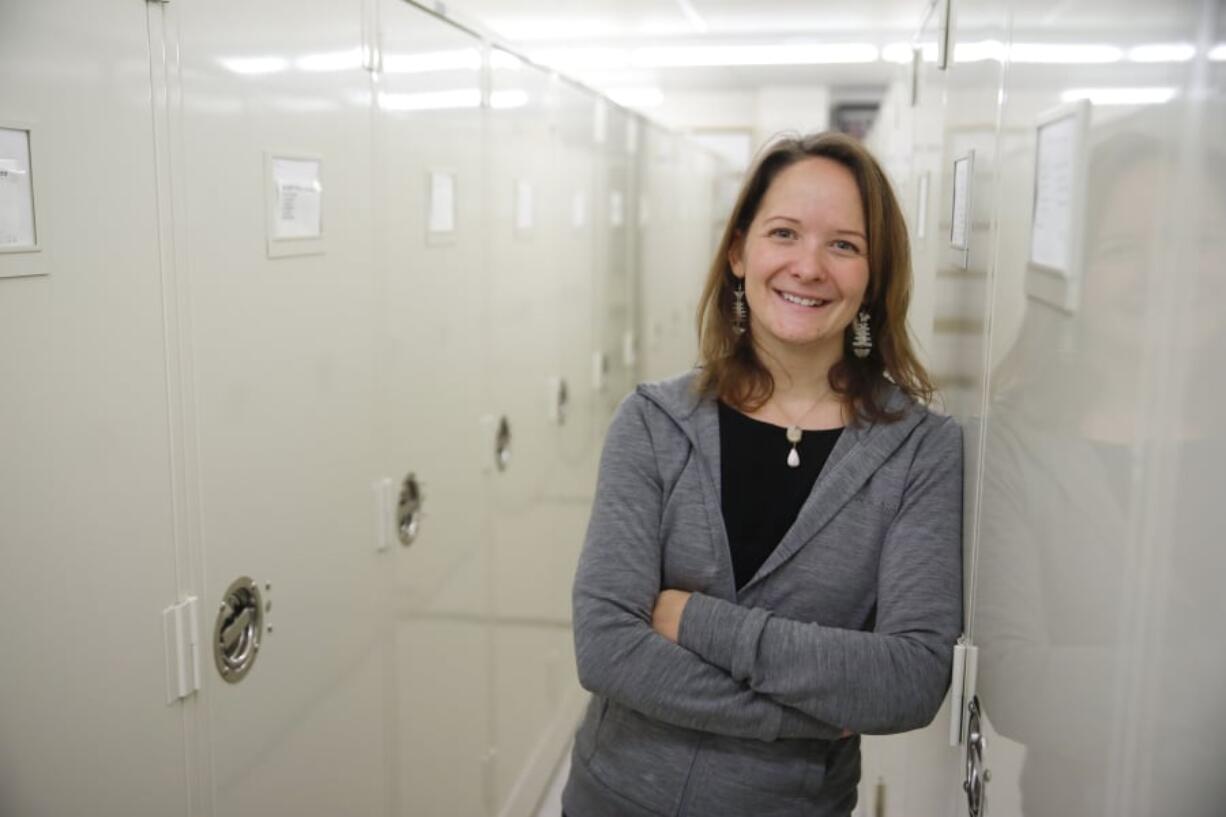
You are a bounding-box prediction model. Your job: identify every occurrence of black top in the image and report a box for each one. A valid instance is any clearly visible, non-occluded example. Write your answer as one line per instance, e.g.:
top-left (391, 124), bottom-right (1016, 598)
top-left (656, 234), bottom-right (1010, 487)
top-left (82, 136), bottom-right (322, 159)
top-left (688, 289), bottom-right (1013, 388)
top-left (718, 401), bottom-right (843, 590)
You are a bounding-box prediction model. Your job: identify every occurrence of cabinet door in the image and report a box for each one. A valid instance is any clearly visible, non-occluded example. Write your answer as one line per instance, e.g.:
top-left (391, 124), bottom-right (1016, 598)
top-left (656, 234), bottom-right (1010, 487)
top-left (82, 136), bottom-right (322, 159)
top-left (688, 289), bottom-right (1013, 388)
top-left (170, 1), bottom-right (387, 813)
top-left (0, 3), bottom-right (188, 815)
top-left (484, 49), bottom-right (580, 813)
top-left (374, 4), bottom-right (493, 815)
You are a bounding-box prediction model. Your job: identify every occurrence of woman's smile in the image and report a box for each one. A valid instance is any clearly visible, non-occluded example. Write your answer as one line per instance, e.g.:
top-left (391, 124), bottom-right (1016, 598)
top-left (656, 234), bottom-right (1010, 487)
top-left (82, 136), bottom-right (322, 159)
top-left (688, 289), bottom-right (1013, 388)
top-left (775, 289), bottom-right (832, 309)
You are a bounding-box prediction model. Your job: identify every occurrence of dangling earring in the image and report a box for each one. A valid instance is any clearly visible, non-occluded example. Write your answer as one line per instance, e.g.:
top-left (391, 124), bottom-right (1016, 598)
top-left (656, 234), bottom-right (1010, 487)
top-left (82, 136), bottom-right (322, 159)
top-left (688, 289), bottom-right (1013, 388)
top-left (852, 310), bottom-right (872, 358)
top-left (732, 281), bottom-right (748, 335)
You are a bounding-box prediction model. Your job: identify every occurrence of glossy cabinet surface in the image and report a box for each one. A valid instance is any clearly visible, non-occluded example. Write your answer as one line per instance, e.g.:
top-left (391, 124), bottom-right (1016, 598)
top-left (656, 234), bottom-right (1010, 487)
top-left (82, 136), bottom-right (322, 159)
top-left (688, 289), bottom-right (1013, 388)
top-left (0, 2), bottom-right (731, 816)
top-left (0, 2), bottom-right (189, 814)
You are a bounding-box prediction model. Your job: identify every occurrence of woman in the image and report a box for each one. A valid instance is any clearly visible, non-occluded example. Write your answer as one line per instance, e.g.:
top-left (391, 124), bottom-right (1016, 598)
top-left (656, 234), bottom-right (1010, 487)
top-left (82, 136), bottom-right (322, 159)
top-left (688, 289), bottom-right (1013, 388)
top-left (561, 132), bottom-right (963, 817)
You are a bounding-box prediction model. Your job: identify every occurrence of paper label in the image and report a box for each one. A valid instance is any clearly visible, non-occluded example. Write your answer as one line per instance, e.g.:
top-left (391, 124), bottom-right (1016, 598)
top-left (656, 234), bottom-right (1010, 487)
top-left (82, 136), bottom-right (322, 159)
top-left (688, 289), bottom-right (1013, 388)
top-left (950, 154), bottom-right (972, 251)
top-left (610, 191), bottom-right (625, 228)
top-left (429, 171), bottom-right (456, 234)
top-left (1030, 114), bottom-right (1077, 273)
top-left (272, 157), bottom-right (322, 240)
top-left (0, 128), bottom-right (36, 248)
top-left (571, 190), bottom-right (588, 229)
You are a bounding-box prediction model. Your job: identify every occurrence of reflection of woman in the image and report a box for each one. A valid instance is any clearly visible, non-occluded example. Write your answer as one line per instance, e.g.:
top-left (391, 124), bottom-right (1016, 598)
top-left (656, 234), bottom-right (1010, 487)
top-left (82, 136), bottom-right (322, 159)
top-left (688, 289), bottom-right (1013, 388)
top-left (561, 132), bottom-right (964, 817)
top-left (977, 123), bottom-right (1226, 817)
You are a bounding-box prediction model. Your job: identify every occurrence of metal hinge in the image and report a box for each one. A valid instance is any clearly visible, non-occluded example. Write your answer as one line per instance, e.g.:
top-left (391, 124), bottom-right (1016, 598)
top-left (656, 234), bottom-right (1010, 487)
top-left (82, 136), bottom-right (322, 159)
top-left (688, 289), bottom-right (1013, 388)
top-left (162, 597), bottom-right (201, 704)
top-left (948, 634), bottom-right (979, 745)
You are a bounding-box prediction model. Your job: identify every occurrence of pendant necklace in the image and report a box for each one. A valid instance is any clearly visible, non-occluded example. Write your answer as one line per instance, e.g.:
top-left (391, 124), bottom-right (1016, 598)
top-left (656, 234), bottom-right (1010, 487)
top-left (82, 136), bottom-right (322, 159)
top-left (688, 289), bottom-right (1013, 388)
top-left (778, 390), bottom-right (833, 469)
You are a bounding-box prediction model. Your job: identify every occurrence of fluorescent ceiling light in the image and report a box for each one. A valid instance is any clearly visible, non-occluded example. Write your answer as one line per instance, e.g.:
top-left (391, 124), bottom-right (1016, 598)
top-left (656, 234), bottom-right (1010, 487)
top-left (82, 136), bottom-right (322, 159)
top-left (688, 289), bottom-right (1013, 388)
top-left (382, 49), bottom-right (482, 74)
top-left (219, 56), bottom-right (288, 75)
top-left (881, 43), bottom-right (915, 64)
top-left (886, 42), bottom-right (938, 64)
top-left (631, 43), bottom-right (878, 67)
top-left (955, 40), bottom-right (1007, 63)
top-left (1210, 43), bottom-right (1226, 61)
top-left (296, 49), bottom-right (363, 72)
top-left (490, 89), bottom-right (530, 109)
top-left (490, 49), bottom-right (527, 71)
top-left (607, 87), bottom-right (665, 108)
top-left (377, 88), bottom-right (482, 112)
top-left (530, 48), bottom-right (630, 72)
top-left (1127, 43), bottom-right (1196, 62)
top-left (638, 20), bottom-right (704, 37)
top-left (1061, 86), bottom-right (1177, 105)
top-left (485, 18), bottom-right (617, 42)
top-left (269, 97), bottom-right (341, 114)
top-left (675, 0), bottom-right (709, 34)
top-left (1011, 43), bottom-right (1123, 63)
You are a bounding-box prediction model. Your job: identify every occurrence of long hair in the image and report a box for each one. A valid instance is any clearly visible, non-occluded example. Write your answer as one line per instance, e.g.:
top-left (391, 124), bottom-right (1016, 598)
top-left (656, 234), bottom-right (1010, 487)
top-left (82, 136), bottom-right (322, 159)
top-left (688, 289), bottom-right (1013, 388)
top-left (695, 131), bottom-right (933, 424)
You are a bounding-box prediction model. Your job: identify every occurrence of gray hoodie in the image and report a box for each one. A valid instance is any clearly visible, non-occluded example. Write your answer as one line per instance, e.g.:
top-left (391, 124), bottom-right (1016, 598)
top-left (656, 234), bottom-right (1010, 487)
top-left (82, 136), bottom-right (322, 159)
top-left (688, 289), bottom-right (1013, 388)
top-left (562, 370), bottom-right (963, 817)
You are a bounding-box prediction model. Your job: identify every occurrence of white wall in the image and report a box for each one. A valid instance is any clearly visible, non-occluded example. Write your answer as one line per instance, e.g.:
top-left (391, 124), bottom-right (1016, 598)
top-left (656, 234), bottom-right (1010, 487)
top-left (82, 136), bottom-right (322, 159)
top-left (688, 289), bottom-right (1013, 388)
top-left (647, 85), bottom-right (835, 167)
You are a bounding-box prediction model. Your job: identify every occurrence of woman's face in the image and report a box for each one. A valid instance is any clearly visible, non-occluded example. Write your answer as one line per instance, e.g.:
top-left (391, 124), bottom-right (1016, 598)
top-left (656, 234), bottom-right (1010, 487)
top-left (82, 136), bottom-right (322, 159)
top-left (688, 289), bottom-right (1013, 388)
top-left (730, 157), bottom-right (870, 362)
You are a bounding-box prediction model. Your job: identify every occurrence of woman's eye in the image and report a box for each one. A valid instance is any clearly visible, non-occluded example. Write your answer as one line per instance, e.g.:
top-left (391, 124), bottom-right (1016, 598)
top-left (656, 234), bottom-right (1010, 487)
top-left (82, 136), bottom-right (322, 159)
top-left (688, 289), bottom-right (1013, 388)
top-left (768, 227), bottom-right (796, 239)
top-left (833, 240), bottom-right (861, 253)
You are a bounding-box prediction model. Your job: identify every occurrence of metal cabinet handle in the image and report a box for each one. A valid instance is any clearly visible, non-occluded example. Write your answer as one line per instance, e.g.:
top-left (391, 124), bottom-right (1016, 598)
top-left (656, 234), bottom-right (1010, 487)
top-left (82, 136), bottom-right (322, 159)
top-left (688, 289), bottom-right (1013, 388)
top-left (963, 696), bottom-right (991, 817)
top-left (214, 577), bottom-right (264, 683)
top-left (397, 472), bottom-right (423, 546)
top-left (495, 416), bottom-right (512, 472)
top-left (556, 378), bottom-right (569, 425)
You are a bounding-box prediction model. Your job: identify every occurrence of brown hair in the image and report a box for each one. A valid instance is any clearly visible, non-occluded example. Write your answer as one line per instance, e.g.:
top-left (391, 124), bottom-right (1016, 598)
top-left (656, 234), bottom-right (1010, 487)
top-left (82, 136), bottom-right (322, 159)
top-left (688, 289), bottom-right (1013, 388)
top-left (695, 131), bottom-right (933, 424)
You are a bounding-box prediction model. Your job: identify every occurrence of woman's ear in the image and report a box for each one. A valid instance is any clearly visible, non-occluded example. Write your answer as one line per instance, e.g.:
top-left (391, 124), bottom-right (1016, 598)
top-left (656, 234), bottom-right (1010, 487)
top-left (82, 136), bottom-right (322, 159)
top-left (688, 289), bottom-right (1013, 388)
top-left (727, 232), bottom-right (745, 278)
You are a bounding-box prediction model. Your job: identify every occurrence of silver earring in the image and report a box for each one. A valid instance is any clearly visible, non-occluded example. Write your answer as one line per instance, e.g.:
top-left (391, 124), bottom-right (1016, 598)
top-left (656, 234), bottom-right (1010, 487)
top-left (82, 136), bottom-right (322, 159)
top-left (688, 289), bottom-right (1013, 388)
top-left (852, 310), bottom-right (872, 358)
top-left (732, 281), bottom-right (748, 335)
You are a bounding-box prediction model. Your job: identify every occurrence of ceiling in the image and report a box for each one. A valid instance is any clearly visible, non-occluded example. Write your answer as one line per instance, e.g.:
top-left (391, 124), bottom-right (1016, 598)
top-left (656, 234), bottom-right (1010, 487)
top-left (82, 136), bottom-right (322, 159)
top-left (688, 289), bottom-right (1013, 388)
top-left (432, 0), bottom-right (1210, 110)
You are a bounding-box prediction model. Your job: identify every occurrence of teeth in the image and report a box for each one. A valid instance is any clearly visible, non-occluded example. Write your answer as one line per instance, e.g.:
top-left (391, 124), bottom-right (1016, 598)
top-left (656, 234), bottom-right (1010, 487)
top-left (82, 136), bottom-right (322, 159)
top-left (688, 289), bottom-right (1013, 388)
top-left (780, 291), bottom-right (823, 307)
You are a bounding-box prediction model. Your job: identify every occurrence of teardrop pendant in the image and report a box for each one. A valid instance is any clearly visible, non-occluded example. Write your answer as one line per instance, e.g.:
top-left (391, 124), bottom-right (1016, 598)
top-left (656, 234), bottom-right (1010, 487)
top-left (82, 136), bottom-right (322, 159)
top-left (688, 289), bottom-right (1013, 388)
top-left (787, 446), bottom-right (800, 468)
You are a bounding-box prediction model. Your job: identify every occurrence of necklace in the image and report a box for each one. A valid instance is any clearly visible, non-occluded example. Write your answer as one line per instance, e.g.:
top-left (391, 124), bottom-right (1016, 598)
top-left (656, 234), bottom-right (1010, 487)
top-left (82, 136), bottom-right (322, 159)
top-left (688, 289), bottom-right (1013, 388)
top-left (777, 390), bottom-right (833, 469)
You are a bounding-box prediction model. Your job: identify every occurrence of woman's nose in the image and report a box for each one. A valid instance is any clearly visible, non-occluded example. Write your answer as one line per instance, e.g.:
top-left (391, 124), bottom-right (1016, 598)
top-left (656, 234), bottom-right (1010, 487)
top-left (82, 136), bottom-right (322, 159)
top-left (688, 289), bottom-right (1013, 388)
top-left (792, 245), bottom-right (826, 280)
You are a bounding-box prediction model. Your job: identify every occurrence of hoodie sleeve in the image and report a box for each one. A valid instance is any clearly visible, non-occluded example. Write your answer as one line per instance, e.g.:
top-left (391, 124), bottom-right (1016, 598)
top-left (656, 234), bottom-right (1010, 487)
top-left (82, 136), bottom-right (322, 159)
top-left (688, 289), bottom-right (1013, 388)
top-left (573, 392), bottom-right (844, 742)
top-left (676, 413), bottom-right (964, 735)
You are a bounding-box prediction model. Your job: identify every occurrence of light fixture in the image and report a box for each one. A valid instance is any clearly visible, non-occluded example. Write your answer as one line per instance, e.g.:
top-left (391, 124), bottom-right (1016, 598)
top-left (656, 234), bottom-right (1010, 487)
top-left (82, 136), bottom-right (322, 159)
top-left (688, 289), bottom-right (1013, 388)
top-left (481, 18), bottom-right (617, 42)
top-left (219, 56), bottom-right (289, 75)
top-left (1010, 43), bottom-right (1123, 63)
top-left (1060, 87), bottom-right (1177, 105)
top-left (607, 87), bottom-right (666, 108)
top-left (381, 49), bottom-right (482, 74)
top-left (295, 49), bottom-right (363, 72)
top-left (955, 40), bottom-right (1008, 64)
top-left (881, 43), bottom-right (915, 64)
top-left (489, 89), bottom-right (531, 109)
top-left (630, 43), bottom-right (879, 68)
top-left (490, 49), bottom-right (528, 71)
top-left (529, 48), bottom-right (630, 72)
top-left (675, 0), bottom-right (709, 34)
top-left (377, 88), bottom-right (482, 112)
top-left (1127, 43), bottom-right (1196, 63)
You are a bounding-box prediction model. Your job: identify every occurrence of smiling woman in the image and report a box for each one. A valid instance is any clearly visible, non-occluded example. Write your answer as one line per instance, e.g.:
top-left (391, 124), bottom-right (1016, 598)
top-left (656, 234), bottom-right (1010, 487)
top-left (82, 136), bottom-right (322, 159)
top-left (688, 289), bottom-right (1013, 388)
top-left (562, 132), bottom-right (964, 817)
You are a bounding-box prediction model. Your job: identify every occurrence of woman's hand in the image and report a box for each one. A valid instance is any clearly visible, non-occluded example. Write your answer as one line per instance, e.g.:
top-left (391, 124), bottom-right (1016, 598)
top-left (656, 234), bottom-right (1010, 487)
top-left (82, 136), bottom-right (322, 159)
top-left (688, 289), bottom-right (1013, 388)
top-left (651, 589), bottom-right (693, 643)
